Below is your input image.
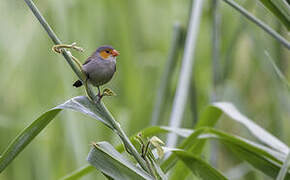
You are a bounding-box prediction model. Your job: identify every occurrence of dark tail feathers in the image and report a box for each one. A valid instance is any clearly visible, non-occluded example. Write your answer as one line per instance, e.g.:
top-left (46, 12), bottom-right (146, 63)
top-left (73, 80), bottom-right (83, 87)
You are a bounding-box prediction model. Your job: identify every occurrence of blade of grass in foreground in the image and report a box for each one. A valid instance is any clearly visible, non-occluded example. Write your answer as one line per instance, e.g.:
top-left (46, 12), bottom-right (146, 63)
top-left (60, 126), bottom-right (193, 179)
top-left (212, 102), bottom-right (289, 154)
top-left (0, 96), bottom-right (115, 173)
top-left (87, 142), bottom-right (152, 180)
top-left (60, 102), bottom-right (288, 179)
top-left (0, 109), bottom-right (61, 173)
top-left (276, 151), bottom-right (290, 180)
top-left (167, 128), bottom-right (288, 179)
top-left (173, 150), bottom-right (227, 180)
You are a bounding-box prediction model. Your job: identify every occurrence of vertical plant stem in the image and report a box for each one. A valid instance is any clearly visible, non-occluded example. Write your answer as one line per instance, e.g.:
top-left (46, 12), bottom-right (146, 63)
top-left (221, 0), bottom-right (290, 49)
top-left (167, 0), bottom-right (204, 147)
top-left (151, 23), bottom-right (183, 126)
top-left (211, 0), bottom-right (221, 102)
top-left (210, 0), bottom-right (221, 168)
top-left (24, 0), bottom-right (151, 175)
top-left (23, 0), bottom-right (97, 101)
top-left (189, 81), bottom-right (198, 126)
top-left (24, 0), bottom-right (83, 81)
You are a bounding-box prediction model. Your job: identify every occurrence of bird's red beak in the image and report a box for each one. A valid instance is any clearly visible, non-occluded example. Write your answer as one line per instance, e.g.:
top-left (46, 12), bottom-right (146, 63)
top-left (112, 49), bottom-right (120, 57)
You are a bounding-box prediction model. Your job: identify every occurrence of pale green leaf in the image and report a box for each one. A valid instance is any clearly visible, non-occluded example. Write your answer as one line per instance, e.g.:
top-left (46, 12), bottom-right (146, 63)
top-left (173, 150), bottom-right (227, 180)
top-left (87, 142), bottom-right (153, 180)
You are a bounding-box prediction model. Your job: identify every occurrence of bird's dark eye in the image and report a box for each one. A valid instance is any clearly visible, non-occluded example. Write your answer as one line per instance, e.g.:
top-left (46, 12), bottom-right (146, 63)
top-left (105, 50), bottom-right (110, 53)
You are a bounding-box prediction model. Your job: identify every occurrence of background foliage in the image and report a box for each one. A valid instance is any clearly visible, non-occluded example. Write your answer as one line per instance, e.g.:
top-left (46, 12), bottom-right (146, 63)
top-left (0, 0), bottom-right (289, 179)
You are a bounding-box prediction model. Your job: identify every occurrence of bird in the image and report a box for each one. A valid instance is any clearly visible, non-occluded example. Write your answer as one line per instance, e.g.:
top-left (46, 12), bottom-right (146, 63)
top-left (73, 45), bottom-right (119, 98)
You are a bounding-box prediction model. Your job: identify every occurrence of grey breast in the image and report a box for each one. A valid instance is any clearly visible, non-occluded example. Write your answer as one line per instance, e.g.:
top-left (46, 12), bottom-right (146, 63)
top-left (82, 59), bottom-right (116, 86)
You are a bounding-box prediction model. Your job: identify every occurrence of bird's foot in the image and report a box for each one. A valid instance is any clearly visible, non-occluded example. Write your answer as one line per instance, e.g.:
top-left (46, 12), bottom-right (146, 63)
top-left (96, 93), bottom-right (103, 103)
top-left (52, 42), bottom-right (84, 54)
top-left (96, 88), bottom-right (116, 103)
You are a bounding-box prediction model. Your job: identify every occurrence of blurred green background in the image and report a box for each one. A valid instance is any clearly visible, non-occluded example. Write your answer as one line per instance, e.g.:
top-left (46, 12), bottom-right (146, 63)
top-left (0, 0), bottom-right (289, 179)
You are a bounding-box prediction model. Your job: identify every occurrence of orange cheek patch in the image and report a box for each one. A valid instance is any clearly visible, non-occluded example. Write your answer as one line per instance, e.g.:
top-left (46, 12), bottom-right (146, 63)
top-left (100, 51), bottom-right (110, 59)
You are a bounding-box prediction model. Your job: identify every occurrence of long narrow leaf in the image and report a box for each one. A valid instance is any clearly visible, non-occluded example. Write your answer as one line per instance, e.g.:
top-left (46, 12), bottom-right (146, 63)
top-left (212, 102), bottom-right (289, 154)
top-left (87, 142), bottom-right (152, 180)
top-left (0, 109), bottom-right (61, 172)
top-left (167, 0), bottom-right (204, 147)
top-left (60, 126), bottom-right (193, 179)
top-left (173, 150), bottom-right (227, 180)
top-left (0, 96), bottom-right (114, 173)
top-left (221, 0), bottom-right (290, 49)
top-left (259, 0), bottom-right (290, 30)
top-left (60, 100), bottom-right (289, 179)
top-left (276, 152), bottom-right (290, 180)
top-left (168, 128), bottom-right (289, 179)
top-left (61, 123), bottom-right (286, 179)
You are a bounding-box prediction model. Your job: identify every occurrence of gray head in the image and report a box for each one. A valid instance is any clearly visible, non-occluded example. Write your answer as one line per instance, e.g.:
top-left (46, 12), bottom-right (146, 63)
top-left (94, 45), bottom-right (119, 61)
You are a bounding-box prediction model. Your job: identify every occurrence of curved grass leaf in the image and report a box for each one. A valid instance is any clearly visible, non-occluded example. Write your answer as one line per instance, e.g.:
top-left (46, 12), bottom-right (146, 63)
top-left (0, 109), bottom-right (61, 173)
top-left (60, 126), bottom-right (197, 180)
top-left (60, 102), bottom-right (288, 179)
top-left (0, 96), bottom-right (113, 173)
top-left (258, 0), bottom-right (290, 30)
top-left (166, 127), bottom-right (289, 179)
top-left (61, 124), bottom-right (286, 179)
top-left (194, 102), bottom-right (289, 154)
top-left (87, 141), bottom-right (153, 180)
top-left (212, 102), bottom-right (289, 154)
top-left (165, 103), bottom-right (227, 176)
top-left (57, 96), bottom-right (114, 129)
top-left (276, 152), bottom-right (290, 180)
top-left (172, 150), bottom-right (227, 180)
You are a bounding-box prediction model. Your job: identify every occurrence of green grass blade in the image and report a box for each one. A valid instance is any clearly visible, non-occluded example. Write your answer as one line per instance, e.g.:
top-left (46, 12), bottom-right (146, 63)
top-left (87, 142), bottom-right (152, 180)
top-left (165, 101), bottom-right (288, 179)
top-left (60, 126), bottom-right (194, 179)
top-left (212, 102), bottom-right (289, 154)
top-left (173, 150), bottom-right (227, 180)
top-left (0, 96), bottom-right (115, 173)
top-left (264, 51), bottom-right (290, 91)
top-left (195, 105), bottom-right (223, 128)
top-left (167, 104), bottom-right (224, 179)
top-left (61, 99), bottom-right (288, 179)
top-left (276, 152), bottom-right (290, 180)
top-left (167, 128), bottom-right (288, 179)
top-left (221, 0), bottom-right (290, 49)
top-left (167, 0), bottom-right (204, 147)
top-left (61, 111), bottom-right (287, 180)
top-left (259, 0), bottom-right (290, 30)
top-left (57, 96), bottom-right (113, 129)
top-left (0, 109), bottom-right (61, 173)
top-left (61, 165), bottom-right (95, 180)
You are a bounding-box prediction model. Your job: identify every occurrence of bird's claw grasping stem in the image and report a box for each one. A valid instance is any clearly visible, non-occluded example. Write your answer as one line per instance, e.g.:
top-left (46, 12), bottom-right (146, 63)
top-left (52, 42), bottom-right (84, 54)
top-left (96, 88), bottom-right (116, 103)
